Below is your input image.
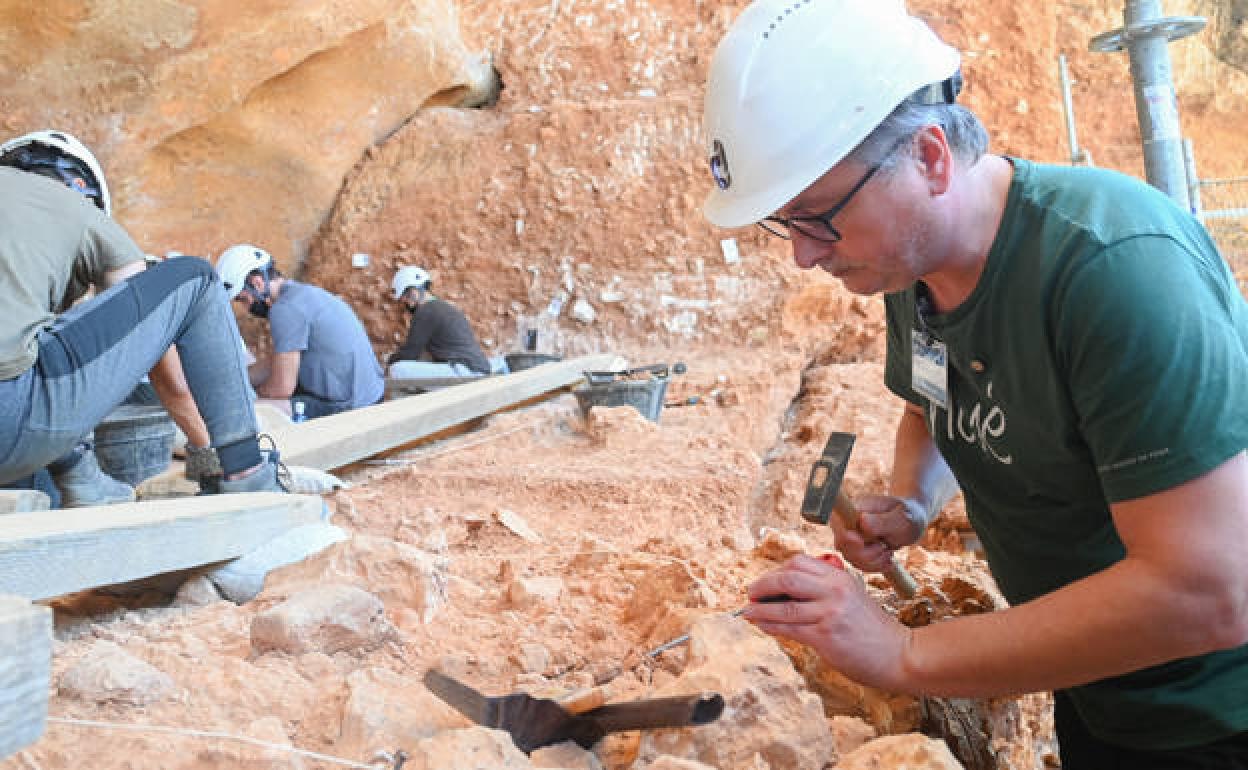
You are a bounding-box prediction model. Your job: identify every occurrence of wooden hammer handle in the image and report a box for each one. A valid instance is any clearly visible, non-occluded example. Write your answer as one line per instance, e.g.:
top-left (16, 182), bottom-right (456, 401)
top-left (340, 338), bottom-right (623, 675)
top-left (834, 491), bottom-right (919, 599)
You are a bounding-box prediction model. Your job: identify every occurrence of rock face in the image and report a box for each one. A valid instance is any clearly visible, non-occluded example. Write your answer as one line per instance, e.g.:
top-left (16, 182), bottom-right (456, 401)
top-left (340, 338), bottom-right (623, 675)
top-left (2, 1), bottom-right (1243, 357)
top-left (0, 0), bottom-right (497, 270)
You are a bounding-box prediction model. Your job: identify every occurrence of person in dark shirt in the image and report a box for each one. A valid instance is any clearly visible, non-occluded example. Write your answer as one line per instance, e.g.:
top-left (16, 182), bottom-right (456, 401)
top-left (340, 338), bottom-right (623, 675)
top-left (387, 266), bottom-right (495, 378)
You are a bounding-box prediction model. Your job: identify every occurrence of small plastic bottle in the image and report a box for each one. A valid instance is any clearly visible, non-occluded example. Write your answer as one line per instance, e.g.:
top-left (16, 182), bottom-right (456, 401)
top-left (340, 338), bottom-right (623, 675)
top-left (292, 401), bottom-right (307, 423)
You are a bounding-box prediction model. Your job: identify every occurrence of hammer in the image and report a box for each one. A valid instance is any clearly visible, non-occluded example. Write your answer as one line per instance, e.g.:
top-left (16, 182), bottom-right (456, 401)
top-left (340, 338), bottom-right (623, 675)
top-left (801, 431), bottom-right (919, 598)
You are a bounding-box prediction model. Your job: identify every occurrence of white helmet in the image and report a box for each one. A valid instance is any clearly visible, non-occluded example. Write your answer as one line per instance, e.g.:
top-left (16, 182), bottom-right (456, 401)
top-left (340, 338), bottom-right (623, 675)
top-left (215, 244), bottom-right (273, 299)
top-left (0, 130), bottom-right (112, 215)
top-left (702, 0), bottom-right (961, 228)
top-left (392, 266), bottom-right (431, 299)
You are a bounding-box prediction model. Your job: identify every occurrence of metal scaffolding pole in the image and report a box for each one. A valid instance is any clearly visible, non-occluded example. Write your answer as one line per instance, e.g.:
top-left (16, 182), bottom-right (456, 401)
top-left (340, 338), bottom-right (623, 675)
top-left (1090, 0), bottom-right (1206, 210)
top-left (1058, 55), bottom-right (1089, 166)
top-left (1182, 138), bottom-right (1203, 219)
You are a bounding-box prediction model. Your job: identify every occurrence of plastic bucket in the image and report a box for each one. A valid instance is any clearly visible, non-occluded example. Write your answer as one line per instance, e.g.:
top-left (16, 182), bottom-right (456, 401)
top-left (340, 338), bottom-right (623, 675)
top-left (505, 352), bottom-right (563, 372)
top-left (93, 405), bottom-right (177, 487)
top-left (573, 377), bottom-right (669, 422)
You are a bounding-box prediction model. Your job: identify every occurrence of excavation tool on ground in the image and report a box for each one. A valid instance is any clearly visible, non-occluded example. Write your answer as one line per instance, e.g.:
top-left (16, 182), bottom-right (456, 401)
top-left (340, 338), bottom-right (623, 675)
top-left (801, 431), bottom-right (919, 598)
top-left (582, 361), bottom-right (686, 385)
top-left (576, 361), bottom-right (687, 422)
top-left (423, 669), bottom-right (724, 753)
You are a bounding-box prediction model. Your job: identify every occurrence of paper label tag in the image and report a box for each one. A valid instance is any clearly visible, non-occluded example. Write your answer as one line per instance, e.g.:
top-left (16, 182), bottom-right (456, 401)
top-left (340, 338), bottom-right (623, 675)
top-left (912, 329), bottom-right (949, 410)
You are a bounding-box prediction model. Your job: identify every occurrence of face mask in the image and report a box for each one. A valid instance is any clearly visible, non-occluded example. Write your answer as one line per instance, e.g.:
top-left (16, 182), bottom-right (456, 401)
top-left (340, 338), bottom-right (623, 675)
top-left (241, 285), bottom-right (271, 319)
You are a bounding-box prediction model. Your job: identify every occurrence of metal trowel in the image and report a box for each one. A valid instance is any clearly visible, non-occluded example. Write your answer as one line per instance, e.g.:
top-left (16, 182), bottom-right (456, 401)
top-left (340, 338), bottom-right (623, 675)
top-left (423, 669), bottom-right (724, 754)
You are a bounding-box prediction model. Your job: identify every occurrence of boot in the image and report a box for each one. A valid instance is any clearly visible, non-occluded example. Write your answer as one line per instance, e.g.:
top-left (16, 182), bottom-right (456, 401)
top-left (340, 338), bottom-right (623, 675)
top-left (51, 448), bottom-right (136, 507)
top-left (211, 450), bottom-right (289, 495)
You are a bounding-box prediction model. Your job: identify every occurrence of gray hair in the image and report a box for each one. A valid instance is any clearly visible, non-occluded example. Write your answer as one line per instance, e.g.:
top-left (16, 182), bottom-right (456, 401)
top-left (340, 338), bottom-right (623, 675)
top-left (847, 100), bottom-right (989, 172)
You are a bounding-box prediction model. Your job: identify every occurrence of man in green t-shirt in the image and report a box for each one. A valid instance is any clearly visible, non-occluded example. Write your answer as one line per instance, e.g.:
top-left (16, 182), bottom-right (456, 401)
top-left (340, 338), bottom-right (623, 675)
top-left (702, 1), bottom-right (1248, 766)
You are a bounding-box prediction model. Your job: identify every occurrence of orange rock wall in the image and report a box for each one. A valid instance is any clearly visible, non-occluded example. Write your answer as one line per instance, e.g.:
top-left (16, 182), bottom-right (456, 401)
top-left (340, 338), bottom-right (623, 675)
top-left (2, 1), bottom-right (1244, 359)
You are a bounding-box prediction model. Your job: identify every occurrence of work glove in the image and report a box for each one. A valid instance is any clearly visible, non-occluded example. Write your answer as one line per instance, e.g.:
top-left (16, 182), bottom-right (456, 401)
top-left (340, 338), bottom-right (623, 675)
top-left (184, 443), bottom-right (223, 484)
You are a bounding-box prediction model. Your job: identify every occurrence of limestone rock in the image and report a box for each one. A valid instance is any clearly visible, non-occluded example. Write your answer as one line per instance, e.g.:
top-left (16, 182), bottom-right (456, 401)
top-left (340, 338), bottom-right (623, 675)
top-left (495, 508), bottom-right (544, 543)
top-left (250, 583), bottom-right (395, 655)
top-left (753, 528), bottom-right (807, 562)
top-left (837, 734), bottom-right (966, 770)
top-left (531, 741), bottom-right (603, 769)
top-left (58, 640), bottom-right (174, 706)
top-left (830, 715), bottom-right (878, 757)
top-left (623, 561), bottom-right (716, 642)
top-left (403, 727), bottom-right (534, 770)
top-left (336, 667), bottom-right (467, 759)
top-left (173, 574), bottom-right (223, 607)
top-left (510, 642), bottom-right (551, 675)
top-left (636, 614), bottom-right (837, 769)
top-left (506, 576), bottom-right (565, 609)
top-left (263, 535), bottom-right (448, 623)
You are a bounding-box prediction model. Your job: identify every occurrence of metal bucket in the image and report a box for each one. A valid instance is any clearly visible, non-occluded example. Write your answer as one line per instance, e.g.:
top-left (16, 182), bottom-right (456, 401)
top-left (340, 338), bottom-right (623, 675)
top-left (573, 377), bottom-right (669, 423)
top-left (93, 405), bottom-right (177, 487)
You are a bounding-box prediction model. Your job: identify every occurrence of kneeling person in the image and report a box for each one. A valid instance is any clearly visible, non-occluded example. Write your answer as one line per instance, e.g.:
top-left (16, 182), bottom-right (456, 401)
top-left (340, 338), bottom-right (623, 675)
top-left (216, 244), bottom-right (385, 419)
top-left (387, 265), bottom-right (492, 379)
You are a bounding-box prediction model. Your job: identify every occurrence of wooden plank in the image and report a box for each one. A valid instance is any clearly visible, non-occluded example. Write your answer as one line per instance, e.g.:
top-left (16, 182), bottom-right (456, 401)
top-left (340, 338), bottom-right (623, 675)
top-left (0, 493), bottom-right (325, 601)
top-left (0, 490), bottom-right (50, 514)
top-left (0, 594), bottom-right (51, 759)
top-left (384, 375), bottom-right (495, 399)
top-left (271, 353), bottom-right (619, 470)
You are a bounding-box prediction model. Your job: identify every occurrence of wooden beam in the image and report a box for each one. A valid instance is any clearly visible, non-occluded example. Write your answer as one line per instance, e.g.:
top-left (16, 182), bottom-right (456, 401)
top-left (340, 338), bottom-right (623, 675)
top-left (385, 375), bottom-right (495, 399)
top-left (0, 594), bottom-right (51, 759)
top-left (271, 353), bottom-right (619, 470)
top-left (0, 493), bottom-right (325, 601)
top-left (0, 490), bottom-right (50, 514)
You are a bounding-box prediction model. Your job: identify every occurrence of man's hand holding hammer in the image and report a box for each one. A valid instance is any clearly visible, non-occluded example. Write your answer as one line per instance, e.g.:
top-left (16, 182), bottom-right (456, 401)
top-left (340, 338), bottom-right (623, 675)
top-left (829, 494), bottom-right (930, 574)
top-left (742, 407), bottom-right (960, 691)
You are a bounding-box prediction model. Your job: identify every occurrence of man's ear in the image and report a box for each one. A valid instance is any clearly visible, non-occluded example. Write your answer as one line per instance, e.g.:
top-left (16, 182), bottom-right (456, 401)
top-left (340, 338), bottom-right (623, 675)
top-left (915, 125), bottom-right (953, 196)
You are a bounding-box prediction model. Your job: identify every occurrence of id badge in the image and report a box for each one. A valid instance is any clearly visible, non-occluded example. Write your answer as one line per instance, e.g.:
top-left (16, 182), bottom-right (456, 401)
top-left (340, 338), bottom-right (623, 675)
top-left (911, 329), bottom-right (949, 410)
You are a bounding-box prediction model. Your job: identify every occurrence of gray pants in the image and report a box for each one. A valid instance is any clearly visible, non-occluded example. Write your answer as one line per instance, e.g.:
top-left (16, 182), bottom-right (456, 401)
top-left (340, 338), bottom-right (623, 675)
top-left (0, 257), bottom-right (260, 484)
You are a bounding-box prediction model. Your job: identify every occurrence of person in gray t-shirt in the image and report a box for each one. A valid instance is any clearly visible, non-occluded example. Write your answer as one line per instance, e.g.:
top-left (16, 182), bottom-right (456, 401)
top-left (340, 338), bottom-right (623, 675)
top-left (215, 244), bottom-right (384, 419)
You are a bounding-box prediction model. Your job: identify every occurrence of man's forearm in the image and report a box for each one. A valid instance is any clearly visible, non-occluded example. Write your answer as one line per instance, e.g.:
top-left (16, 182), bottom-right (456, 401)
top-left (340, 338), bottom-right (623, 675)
top-left (902, 547), bottom-right (1244, 697)
top-left (889, 403), bottom-right (959, 528)
top-left (149, 349), bottom-right (211, 448)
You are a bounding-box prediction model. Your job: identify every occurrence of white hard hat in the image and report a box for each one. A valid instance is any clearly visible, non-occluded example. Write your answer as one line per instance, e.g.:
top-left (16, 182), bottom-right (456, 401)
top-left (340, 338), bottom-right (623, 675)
top-left (392, 266), bottom-right (431, 299)
top-left (0, 130), bottom-right (112, 215)
top-left (215, 244), bottom-right (273, 299)
top-left (702, 0), bottom-right (961, 228)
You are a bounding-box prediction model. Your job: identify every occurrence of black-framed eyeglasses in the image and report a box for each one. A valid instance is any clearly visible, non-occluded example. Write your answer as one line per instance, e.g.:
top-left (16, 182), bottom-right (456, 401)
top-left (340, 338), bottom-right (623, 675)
top-left (759, 162), bottom-right (883, 243)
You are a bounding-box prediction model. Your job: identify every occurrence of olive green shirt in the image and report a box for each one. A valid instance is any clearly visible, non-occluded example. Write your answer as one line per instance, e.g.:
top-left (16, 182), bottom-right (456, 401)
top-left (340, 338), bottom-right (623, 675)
top-left (0, 167), bottom-right (144, 379)
top-left (885, 159), bottom-right (1248, 750)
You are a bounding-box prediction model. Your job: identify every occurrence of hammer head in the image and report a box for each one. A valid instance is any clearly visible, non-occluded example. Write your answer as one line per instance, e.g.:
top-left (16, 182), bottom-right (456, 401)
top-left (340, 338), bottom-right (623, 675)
top-left (800, 431), bottom-right (855, 525)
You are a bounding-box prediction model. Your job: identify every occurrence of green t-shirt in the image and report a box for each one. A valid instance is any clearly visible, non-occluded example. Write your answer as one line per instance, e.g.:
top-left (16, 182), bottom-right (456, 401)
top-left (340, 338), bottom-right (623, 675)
top-left (0, 167), bottom-right (144, 379)
top-left (884, 158), bottom-right (1248, 749)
